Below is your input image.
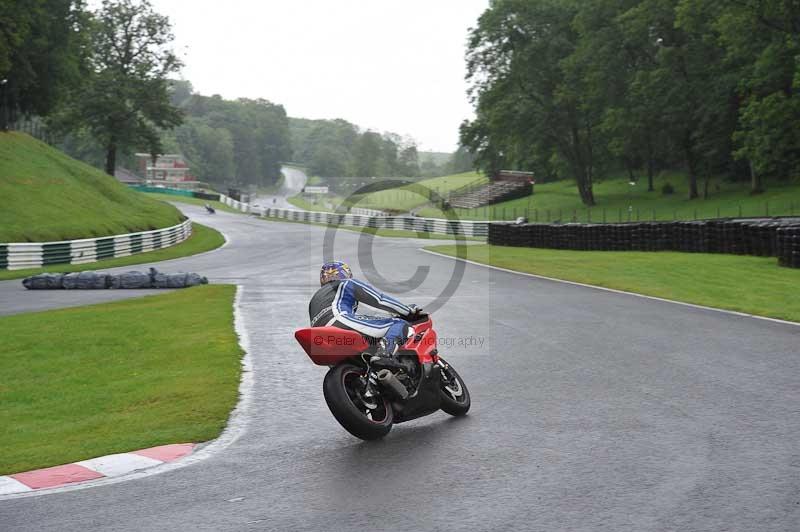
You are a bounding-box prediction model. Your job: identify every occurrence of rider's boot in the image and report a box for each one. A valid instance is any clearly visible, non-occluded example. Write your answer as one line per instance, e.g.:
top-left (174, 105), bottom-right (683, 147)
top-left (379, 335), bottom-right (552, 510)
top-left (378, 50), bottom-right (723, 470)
top-left (369, 339), bottom-right (403, 371)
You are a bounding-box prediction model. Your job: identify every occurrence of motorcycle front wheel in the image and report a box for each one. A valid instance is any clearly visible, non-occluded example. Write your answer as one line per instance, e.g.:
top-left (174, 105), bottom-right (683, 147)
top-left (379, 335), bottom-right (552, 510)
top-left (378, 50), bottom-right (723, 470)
top-left (323, 363), bottom-right (393, 440)
top-left (437, 357), bottom-right (471, 416)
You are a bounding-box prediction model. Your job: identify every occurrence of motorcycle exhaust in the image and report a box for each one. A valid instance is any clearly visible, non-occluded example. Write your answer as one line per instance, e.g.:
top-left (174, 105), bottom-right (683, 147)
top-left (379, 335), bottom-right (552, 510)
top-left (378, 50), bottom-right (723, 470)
top-left (376, 369), bottom-right (409, 400)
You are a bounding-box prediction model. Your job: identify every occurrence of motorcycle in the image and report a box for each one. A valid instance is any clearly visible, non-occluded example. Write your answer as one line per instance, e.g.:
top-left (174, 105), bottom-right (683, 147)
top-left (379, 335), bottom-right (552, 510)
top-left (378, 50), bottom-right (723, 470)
top-left (294, 314), bottom-right (471, 440)
top-left (205, 204), bottom-right (216, 214)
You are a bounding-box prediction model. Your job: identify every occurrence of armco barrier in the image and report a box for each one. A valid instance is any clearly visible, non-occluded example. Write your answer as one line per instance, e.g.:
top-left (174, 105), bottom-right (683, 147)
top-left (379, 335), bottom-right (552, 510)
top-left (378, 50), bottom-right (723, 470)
top-left (258, 206), bottom-right (489, 238)
top-left (216, 193), bottom-right (490, 237)
top-left (219, 193), bottom-right (251, 213)
top-left (488, 218), bottom-right (800, 268)
top-left (0, 220), bottom-right (192, 271)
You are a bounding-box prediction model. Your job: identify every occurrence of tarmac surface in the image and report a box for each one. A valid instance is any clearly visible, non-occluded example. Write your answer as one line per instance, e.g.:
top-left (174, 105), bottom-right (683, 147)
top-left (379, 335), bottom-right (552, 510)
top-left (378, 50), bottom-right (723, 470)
top-left (250, 165), bottom-right (308, 210)
top-left (1, 204), bottom-right (799, 531)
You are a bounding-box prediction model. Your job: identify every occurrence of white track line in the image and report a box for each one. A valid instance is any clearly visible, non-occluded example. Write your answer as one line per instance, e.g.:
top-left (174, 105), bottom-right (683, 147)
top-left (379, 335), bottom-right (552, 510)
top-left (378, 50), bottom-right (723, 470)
top-left (0, 477), bottom-right (33, 495)
top-left (420, 248), bottom-right (800, 328)
top-left (0, 284), bottom-right (254, 500)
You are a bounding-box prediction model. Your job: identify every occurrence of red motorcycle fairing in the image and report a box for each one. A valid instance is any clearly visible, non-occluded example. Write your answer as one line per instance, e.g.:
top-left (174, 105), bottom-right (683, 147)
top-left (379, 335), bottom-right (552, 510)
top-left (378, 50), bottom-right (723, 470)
top-left (295, 317), bottom-right (438, 366)
top-left (401, 319), bottom-right (438, 364)
top-left (295, 327), bottom-right (370, 366)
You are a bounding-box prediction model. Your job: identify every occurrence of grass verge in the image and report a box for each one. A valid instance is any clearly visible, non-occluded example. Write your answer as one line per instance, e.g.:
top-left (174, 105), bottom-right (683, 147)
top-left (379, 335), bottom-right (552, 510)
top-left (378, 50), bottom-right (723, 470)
top-left (350, 172), bottom-right (486, 213)
top-left (0, 285), bottom-right (242, 474)
top-left (0, 222), bottom-right (225, 281)
top-left (425, 244), bottom-right (800, 323)
top-left (416, 172), bottom-right (800, 221)
top-left (287, 194), bottom-right (341, 212)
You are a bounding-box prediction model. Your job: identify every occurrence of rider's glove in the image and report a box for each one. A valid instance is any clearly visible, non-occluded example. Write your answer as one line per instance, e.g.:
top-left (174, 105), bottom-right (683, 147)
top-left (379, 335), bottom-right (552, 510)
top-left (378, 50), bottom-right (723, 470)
top-left (405, 304), bottom-right (423, 319)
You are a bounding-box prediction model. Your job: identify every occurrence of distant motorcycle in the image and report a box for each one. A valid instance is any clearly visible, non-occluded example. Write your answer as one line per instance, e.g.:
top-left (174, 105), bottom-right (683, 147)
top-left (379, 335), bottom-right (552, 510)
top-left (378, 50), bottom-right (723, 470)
top-left (205, 204), bottom-right (216, 214)
top-left (294, 313), bottom-right (471, 440)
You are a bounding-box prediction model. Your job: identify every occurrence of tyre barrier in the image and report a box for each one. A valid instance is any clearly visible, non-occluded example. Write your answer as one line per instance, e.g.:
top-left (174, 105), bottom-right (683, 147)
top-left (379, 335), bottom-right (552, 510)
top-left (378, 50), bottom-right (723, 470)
top-left (22, 268), bottom-right (208, 290)
top-left (259, 206), bottom-right (490, 238)
top-left (488, 218), bottom-right (800, 268)
top-left (0, 220), bottom-right (192, 271)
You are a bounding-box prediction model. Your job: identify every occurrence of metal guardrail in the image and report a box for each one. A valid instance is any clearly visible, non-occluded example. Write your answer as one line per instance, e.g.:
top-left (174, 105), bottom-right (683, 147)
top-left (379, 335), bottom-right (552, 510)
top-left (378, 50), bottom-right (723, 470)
top-left (218, 193), bottom-right (489, 237)
top-left (0, 220), bottom-right (192, 271)
top-left (258, 206), bottom-right (489, 238)
top-left (219, 194), bottom-right (252, 213)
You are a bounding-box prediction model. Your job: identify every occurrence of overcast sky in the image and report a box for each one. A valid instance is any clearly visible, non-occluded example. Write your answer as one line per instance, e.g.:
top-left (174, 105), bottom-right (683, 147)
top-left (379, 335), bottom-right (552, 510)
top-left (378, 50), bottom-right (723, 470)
top-left (148, 0), bottom-right (490, 153)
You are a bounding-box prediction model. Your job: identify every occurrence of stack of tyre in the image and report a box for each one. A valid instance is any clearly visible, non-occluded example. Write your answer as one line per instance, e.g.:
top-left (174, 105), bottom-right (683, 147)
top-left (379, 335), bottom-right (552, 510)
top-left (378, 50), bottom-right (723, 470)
top-left (777, 225), bottom-right (800, 268)
top-left (488, 218), bottom-right (800, 268)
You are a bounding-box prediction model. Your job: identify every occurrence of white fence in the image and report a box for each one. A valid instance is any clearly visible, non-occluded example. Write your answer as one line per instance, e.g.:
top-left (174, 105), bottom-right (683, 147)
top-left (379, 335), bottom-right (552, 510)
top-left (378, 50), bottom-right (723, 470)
top-left (259, 207), bottom-right (489, 238)
top-left (0, 220), bottom-right (192, 271)
top-left (219, 194), bottom-right (252, 213)
top-left (216, 193), bottom-right (488, 238)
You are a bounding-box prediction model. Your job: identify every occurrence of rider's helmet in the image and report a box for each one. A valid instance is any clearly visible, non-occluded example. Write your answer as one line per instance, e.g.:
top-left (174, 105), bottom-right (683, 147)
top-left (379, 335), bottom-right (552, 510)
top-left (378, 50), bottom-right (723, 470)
top-left (320, 261), bottom-right (352, 286)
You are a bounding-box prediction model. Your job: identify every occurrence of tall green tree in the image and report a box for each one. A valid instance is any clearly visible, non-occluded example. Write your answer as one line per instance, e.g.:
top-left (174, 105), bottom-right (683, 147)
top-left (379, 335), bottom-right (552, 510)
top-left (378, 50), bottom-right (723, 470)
top-left (356, 131), bottom-right (384, 177)
top-left (686, 0), bottom-right (800, 191)
top-left (0, 0), bottom-right (87, 129)
top-left (60, 0), bottom-right (183, 175)
top-left (462, 0), bottom-right (602, 205)
top-left (174, 93), bottom-right (291, 187)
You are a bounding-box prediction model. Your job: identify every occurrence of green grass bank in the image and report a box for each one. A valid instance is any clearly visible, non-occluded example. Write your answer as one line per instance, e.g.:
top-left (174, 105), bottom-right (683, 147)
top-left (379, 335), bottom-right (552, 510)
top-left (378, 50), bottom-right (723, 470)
top-left (289, 172), bottom-right (486, 214)
top-left (0, 285), bottom-right (242, 474)
top-left (0, 132), bottom-right (185, 242)
top-left (426, 244), bottom-right (800, 323)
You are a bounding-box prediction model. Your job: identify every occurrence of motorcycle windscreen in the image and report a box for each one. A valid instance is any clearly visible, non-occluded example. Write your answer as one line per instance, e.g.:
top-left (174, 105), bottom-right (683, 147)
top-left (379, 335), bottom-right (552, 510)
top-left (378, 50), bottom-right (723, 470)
top-left (294, 327), bottom-right (370, 366)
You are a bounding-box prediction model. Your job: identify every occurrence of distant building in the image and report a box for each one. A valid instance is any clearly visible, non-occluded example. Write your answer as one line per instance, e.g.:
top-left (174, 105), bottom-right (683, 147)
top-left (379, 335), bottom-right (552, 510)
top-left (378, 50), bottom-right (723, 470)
top-left (114, 167), bottom-right (143, 185)
top-left (135, 153), bottom-right (193, 183)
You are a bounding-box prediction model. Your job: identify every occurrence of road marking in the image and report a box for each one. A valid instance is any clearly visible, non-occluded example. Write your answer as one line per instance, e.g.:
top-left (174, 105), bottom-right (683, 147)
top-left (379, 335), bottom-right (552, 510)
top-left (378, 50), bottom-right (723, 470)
top-left (77, 453), bottom-right (163, 477)
top-left (419, 248), bottom-right (800, 328)
top-left (0, 476), bottom-right (33, 495)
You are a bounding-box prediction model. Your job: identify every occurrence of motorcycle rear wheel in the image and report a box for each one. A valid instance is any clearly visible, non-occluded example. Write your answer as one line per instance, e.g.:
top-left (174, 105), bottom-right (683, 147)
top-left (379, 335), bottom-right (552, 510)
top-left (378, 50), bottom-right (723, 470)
top-left (437, 357), bottom-right (471, 416)
top-left (323, 363), bottom-right (393, 440)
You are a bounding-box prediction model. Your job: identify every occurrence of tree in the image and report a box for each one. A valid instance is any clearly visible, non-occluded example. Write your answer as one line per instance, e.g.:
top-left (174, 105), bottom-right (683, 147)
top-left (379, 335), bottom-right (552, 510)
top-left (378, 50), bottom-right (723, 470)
top-left (356, 131), bottom-right (383, 177)
top-left (174, 119), bottom-right (235, 181)
top-left (398, 145), bottom-right (421, 177)
top-left (0, 0), bottom-right (87, 129)
top-left (462, 0), bottom-right (602, 205)
top-left (60, 0), bottom-right (183, 175)
top-left (446, 146), bottom-right (476, 175)
top-left (689, 0), bottom-right (800, 191)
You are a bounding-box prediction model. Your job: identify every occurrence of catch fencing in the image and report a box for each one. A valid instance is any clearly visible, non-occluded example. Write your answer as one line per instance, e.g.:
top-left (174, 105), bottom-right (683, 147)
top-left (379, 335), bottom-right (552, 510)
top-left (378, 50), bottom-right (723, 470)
top-left (488, 218), bottom-right (800, 268)
top-left (0, 220), bottom-right (193, 271)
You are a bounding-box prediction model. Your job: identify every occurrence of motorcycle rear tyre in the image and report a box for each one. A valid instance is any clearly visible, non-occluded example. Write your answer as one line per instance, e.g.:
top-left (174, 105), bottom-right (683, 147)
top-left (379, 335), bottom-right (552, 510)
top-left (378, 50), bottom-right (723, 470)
top-left (323, 363), bottom-right (394, 440)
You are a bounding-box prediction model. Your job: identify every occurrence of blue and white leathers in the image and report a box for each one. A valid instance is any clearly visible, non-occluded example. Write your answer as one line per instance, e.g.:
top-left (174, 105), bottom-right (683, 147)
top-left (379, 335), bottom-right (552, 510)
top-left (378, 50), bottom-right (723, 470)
top-left (330, 279), bottom-right (411, 353)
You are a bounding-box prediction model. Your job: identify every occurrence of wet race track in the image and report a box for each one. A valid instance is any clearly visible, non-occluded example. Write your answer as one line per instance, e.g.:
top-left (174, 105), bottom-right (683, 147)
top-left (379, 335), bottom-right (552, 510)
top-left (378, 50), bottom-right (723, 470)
top-left (1, 205), bottom-right (799, 531)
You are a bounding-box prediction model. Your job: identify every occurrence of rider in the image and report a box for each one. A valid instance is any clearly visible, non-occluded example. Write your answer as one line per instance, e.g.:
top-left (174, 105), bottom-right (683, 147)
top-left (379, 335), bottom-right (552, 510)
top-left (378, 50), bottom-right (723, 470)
top-left (309, 261), bottom-right (422, 369)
